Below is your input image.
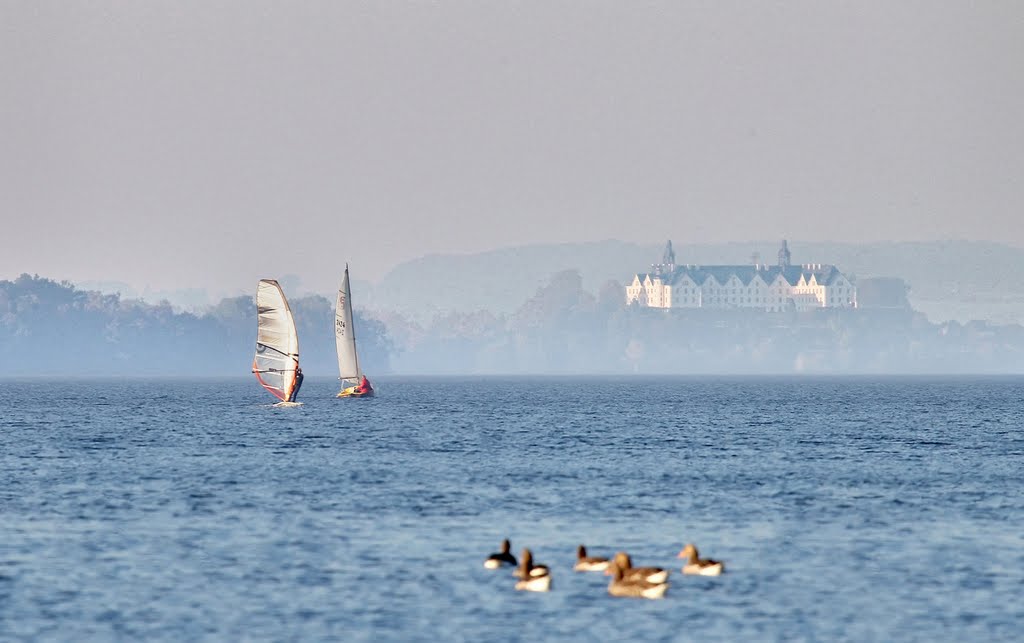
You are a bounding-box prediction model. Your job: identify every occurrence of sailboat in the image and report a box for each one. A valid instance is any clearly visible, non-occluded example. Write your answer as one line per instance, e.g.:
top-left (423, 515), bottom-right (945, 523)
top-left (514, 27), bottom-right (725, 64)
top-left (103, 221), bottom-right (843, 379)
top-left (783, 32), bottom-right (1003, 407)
top-left (335, 265), bottom-right (374, 398)
top-left (252, 279), bottom-right (304, 406)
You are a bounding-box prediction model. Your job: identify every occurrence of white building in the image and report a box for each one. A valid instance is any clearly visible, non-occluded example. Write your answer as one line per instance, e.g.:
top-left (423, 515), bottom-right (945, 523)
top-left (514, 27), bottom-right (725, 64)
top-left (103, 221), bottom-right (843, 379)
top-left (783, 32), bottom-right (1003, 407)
top-left (625, 240), bottom-right (857, 312)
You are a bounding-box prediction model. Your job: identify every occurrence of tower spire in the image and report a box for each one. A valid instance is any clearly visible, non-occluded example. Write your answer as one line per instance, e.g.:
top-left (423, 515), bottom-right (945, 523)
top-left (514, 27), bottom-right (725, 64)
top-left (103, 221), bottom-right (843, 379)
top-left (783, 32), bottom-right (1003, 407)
top-left (778, 239), bottom-right (791, 268)
top-left (662, 240), bottom-right (676, 271)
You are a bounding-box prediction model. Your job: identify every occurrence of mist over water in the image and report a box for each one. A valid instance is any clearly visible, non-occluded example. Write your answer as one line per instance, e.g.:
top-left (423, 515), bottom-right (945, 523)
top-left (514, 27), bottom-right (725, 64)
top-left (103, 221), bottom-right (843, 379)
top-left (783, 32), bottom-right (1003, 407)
top-left (3, 376), bottom-right (1022, 640)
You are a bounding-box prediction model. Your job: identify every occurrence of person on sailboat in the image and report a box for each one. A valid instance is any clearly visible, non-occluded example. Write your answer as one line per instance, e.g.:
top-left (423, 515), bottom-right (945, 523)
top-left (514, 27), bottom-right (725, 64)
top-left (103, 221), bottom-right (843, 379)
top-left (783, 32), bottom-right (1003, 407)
top-left (288, 366), bottom-right (304, 402)
top-left (354, 375), bottom-right (372, 394)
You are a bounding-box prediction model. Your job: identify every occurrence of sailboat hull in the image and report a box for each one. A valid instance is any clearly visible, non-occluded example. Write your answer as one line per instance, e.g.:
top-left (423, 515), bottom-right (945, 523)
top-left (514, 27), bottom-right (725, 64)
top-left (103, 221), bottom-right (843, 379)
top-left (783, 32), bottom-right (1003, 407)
top-left (337, 386), bottom-right (374, 398)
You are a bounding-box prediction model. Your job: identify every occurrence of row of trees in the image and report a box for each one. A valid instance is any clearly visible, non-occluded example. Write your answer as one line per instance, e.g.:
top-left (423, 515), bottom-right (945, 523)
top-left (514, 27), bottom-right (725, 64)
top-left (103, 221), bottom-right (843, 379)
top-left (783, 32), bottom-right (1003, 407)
top-left (0, 274), bottom-right (390, 376)
top-left (4, 271), bottom-right (1024, 376)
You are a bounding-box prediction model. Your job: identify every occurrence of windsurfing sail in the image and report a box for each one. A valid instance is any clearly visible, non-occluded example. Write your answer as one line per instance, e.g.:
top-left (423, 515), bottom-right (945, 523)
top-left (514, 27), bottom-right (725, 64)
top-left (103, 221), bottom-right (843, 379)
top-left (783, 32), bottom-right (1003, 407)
top-left (335, 265), bottom-right (362, 389)
top-left (253, 279), bottom-right (300, 402)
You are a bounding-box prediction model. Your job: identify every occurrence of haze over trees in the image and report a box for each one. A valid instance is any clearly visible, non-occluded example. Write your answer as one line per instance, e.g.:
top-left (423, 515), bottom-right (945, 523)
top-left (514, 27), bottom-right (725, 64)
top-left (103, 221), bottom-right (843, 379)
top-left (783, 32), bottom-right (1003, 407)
top-left (0, 274), bottom-right (390, 376)
top-left (4, 255), bottom-right (1024, 376)
top-left (374, 269), bottom-right (1024, 375)
top-left (356, 240), bottom-right (1024, 327)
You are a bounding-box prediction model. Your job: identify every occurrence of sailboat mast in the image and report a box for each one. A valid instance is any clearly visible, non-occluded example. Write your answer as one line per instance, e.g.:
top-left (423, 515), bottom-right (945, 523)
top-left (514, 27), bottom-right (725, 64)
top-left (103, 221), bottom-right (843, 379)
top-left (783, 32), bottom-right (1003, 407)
top-left (336, 264), bottom-right (363, 385)
top-left (350, 267), bottom-right (362, 381)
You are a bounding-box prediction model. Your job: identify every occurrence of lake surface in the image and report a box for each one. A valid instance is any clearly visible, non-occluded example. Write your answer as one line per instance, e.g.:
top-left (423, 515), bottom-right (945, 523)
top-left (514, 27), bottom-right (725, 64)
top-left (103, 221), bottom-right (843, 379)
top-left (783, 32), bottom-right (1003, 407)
top-left (2, 376), bottom-right (1023, 641)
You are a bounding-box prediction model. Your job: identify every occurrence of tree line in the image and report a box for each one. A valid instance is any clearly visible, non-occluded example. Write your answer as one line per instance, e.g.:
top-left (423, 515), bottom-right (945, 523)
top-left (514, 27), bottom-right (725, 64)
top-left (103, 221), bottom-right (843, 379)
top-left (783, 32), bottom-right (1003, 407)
top-left (0, 274), bottom-right (390, 376)
top-left (3, 271), bottom-right (1023, 376)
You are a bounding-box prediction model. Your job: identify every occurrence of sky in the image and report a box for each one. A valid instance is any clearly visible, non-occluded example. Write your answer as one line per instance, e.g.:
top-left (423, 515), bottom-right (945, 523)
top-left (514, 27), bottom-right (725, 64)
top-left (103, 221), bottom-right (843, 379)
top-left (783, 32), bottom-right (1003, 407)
top-left (2, 2), bottom-right (1022, 298)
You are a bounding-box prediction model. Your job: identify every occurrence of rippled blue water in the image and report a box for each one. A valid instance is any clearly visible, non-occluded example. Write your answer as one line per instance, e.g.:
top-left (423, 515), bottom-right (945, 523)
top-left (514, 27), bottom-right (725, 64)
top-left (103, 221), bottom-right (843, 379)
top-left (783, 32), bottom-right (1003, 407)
top-left (2, 376), bottom-right (1023, 641)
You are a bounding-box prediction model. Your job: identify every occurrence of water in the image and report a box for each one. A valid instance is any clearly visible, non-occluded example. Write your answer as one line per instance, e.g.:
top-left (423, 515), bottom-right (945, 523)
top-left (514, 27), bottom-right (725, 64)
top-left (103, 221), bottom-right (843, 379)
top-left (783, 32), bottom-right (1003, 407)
top-left (2, 376), bottom-right (1023, 641)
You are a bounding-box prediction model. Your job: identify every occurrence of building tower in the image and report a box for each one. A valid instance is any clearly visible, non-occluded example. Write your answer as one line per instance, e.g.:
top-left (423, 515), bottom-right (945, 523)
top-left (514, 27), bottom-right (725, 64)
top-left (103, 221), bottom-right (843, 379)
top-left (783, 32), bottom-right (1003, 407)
top-left (778, 239), bottom-right (791, 268)
top-left (662, 240), bottom-right (676, 272)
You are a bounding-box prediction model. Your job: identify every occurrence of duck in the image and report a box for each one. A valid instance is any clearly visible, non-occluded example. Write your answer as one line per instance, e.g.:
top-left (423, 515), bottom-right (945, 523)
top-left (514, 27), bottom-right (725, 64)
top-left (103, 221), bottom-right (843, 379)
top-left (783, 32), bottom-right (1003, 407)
top-left (573, 544), bottom-right (610, 572)
top-left (607, 564), bottom-right (668, 599)
top-left (483, 539), bottom-right (517, 569)
top-left (678, 543), bottom-right (725, 576)
top-left (513, 548), bottom-right (550, 579)
top-left (605, 551), bottom-right (669, 584)
top-left (513, 548), bottom-right (551, 592)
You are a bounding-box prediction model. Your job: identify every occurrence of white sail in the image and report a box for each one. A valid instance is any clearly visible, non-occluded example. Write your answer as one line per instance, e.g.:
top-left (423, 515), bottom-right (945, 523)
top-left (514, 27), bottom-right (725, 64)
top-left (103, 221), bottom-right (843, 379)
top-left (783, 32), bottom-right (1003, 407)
top-left (335, 266), bottom-right (362, 384)
top-left (253, 279), bottom-right (300, 401)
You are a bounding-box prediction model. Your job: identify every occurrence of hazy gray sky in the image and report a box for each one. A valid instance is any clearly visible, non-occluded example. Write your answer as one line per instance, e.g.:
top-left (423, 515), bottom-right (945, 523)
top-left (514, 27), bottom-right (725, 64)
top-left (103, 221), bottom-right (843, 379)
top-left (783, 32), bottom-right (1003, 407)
top-left (2, 2), bottom-right (1022, 296)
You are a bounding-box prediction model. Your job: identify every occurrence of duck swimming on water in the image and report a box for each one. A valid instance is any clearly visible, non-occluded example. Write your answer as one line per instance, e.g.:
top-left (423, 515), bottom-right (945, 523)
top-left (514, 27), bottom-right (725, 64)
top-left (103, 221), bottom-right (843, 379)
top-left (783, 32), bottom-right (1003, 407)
top-left (607, 564), bottom-right (669, 599)
top-left (573, 544), bottom-right (610, 572)
top-left (678, 543), bottom-right (725, 576)
top-left (605, 551), bottom-right (669, 584)
top-left (483, 539), bottom-right (517, 569)
top-left (513, 548), bottom-right (551, 592)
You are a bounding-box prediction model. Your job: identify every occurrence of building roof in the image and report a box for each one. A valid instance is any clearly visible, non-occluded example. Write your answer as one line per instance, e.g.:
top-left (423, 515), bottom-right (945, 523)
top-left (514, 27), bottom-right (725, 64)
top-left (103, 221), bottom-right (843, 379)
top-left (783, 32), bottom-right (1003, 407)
top-left (632, 239), bottom-right (853, 289)
top-left (652, 264), bottom-right (845, 288)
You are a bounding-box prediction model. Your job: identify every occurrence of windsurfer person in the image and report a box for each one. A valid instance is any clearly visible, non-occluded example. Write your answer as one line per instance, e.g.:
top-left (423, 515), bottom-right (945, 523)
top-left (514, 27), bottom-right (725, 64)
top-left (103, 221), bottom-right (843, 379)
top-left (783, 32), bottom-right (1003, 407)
top-left (289, 366), bottom-right (304, 402)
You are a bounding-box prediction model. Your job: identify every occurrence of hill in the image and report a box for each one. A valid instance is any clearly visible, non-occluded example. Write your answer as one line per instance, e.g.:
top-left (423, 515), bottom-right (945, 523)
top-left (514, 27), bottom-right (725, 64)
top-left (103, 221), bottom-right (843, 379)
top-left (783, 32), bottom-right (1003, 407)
top-left (355, 239), bottom-right (1024, 324)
